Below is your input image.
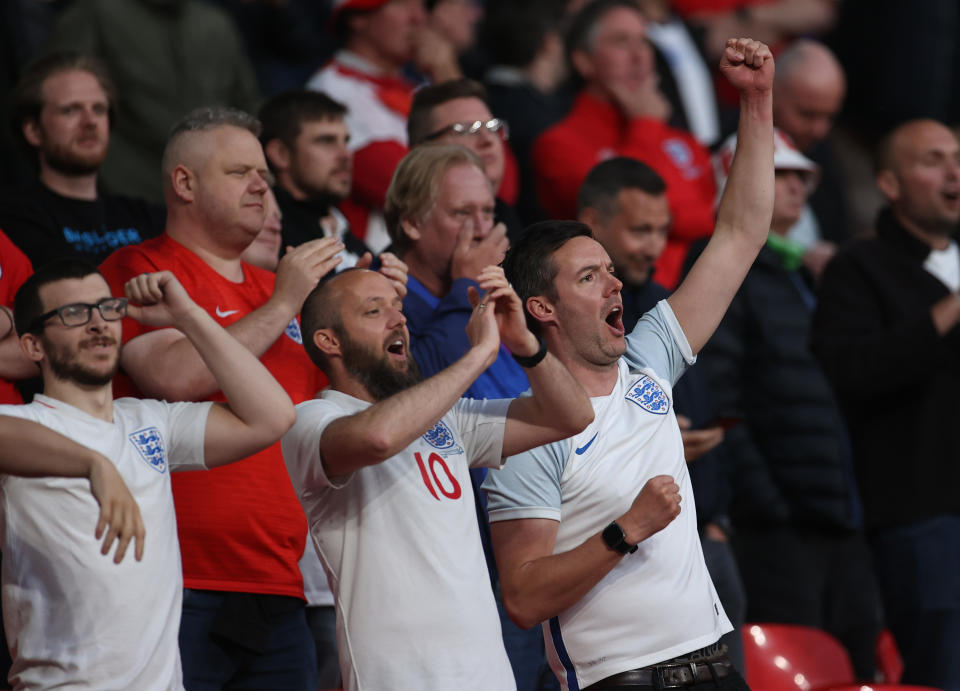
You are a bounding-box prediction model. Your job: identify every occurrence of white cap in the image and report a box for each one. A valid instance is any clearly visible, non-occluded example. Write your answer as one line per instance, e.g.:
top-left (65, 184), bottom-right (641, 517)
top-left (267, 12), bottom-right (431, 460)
top-left (713, 128), bottom-right (820, 202)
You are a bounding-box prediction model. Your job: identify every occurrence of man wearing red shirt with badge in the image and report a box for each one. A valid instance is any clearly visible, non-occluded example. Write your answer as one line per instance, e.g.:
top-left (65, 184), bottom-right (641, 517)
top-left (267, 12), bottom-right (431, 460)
top-left (533, 0), bottom-right (716, 290)
top-left (99, 106), bottom-right (347, 689)
top-left (0, 230), bottom-right (36, 404)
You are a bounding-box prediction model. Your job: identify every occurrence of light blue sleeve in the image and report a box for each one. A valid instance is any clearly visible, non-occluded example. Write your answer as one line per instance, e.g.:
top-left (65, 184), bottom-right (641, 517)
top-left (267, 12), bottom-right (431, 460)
top-left (482, 439), bottom-right (569, 523)
top-left (623, 299), bottom-right (696, 387)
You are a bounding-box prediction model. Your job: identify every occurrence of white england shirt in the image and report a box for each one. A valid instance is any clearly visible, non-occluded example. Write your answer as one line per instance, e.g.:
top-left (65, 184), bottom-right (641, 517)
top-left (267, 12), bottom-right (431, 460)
top-left (484, 300), bottom-right (732, 691)
top-left (0, 395), bottom-right (210, 691)
top-left (282, 392), bottom-right (516, 691)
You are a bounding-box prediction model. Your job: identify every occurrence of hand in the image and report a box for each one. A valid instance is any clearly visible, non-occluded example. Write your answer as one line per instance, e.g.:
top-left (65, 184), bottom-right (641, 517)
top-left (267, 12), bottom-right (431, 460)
top-left (413, 25), bottom-right (462, 82)
top-left (272, 237), bottom-right (344, 314)
top-left (677, 414), bottom-right (724, 463)
top-left (468, 266), bottom-right (538, 357)
top-left (125, 271), bottom-right (200, 328)
top-left (608, 73), bottom-right (671, 122)
top-left (620, 475), bottom-right (681, 543)
top-left (357, 251), bottom-right (409, 299)
top-left (450, 222), bottom-right (509, 282)
top-left (88, 453), bottom-right (146, 564)
top-left (801, 241), bottom-right (837, 282)
top-left (719, 37), bottom-right (774, 96)
top-left (464, 285), bottom-right (501, 369)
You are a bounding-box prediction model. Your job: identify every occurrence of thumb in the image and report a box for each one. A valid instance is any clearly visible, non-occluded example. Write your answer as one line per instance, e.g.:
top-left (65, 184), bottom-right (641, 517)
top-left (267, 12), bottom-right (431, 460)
top-left (356, 252), bottom-right (373, 269)
top-left (467, 285), bottom-right (481, 308)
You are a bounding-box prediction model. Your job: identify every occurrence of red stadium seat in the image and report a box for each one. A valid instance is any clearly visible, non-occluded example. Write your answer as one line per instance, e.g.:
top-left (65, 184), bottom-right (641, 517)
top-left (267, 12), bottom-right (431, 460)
top-left (875, 629), bottom-right (904, 684)
top-left (742, 623), bottom-right (855, 691)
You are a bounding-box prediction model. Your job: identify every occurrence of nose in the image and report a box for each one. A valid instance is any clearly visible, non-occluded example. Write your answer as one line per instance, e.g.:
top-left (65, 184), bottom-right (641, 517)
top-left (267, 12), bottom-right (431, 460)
top-left (250, 172), bottom-right (269, 194)
top-left (388, 305), bottom-right (407, 329)
top-left (604, 271), bottom-right (623, 295)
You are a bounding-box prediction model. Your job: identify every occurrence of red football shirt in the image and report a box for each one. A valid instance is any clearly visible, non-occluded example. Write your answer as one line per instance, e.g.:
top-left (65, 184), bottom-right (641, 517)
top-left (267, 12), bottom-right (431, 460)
top-left (101, 235), bottom-right (327, 598)
top-left (0, 229), bottom-right (33, 404)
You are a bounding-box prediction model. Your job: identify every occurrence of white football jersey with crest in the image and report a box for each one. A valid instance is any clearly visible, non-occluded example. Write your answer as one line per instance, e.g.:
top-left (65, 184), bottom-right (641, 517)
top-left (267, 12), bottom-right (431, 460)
top-left (283, 392), bottom-right (516, 691)
top-left (485, 300), bottom-right (731, 691)
top-left (0, 394), bottom-right (210, 691)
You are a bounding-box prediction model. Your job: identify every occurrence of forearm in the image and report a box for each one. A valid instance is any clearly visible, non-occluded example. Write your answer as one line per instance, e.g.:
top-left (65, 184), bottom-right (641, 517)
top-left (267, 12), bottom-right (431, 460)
top-left (0, 416), bottom-right (103, 479)
top-left (175, 305), bottom-right (295, 440)
top-left (322, 345), bottom-right (495, 475)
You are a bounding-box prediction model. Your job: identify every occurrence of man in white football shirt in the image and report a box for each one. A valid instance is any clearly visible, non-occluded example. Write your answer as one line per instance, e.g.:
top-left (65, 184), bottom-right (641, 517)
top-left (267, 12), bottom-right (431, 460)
top-left (282, 265), bottom-right (594, 691)
top-left (0, 258), bottom-right (295, 691)
top-left (484, 38), bottom-right (775, 691)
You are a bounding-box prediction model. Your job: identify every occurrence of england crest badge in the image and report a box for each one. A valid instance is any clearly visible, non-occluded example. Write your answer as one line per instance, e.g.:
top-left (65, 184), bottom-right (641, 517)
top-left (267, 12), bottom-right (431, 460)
top-left (129, 427), bottom-right (167, 473)
top-left (625, 375), bottom-right (670, 415)
top-left (422, 420), bottom-right (464, 457)
top-left (285, 317), bottom-right (303, 344)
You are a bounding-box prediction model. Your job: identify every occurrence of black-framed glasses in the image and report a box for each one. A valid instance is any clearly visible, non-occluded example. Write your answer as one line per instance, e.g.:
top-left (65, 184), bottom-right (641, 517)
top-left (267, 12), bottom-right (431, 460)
top-left (424, 118), bottom-right (509, 142)
top-left (30, 297), bottom-right (128, 332)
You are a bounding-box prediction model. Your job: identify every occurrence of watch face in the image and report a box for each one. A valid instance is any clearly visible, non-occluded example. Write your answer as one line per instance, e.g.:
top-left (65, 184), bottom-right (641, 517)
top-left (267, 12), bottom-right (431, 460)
top-left (603, 522), bottom-right (627, 552)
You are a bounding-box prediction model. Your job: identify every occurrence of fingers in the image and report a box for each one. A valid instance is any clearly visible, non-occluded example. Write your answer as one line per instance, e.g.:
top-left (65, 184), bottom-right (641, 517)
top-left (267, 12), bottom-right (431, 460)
top-left (724, 38), bottom-right (771, 68)
top-left (377, 252), bottom-right (409, 298)
top-left (124, 272), bottom-right (166, 306)
top-left (467, 285), bottom-right (481, 308)
top-left (355, 252), bottom-right (373, 269)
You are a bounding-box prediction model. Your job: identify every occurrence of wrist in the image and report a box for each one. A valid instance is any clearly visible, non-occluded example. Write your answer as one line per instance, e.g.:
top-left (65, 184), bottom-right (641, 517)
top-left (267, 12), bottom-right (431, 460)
top-left (602, 520), bottom-right (638, 555)
top-left (512, 335), bottom-right (548, 368)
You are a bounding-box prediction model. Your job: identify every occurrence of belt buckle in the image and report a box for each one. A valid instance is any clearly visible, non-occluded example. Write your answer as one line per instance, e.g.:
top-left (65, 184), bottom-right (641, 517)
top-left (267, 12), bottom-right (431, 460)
top-left (655, 664), bottom-right (694, 689)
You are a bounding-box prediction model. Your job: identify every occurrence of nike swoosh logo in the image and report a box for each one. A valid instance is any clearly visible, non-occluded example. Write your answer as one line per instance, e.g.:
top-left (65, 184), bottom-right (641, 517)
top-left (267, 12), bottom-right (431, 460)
top-left (215, 307), bottom-right (240, 318)
top-left (575, 432), bottom-right (598, 455)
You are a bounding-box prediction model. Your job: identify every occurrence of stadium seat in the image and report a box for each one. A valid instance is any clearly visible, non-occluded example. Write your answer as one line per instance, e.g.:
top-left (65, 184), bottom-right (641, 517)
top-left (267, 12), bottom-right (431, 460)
top-left (742, 623), bottom-right (855, 691)
top-left (875, 629), bottom-right (904, 683)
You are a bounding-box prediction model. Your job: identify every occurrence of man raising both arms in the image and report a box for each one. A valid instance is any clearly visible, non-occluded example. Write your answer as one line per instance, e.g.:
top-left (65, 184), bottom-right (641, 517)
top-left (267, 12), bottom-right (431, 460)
top-left (485, 38), bottom-right (775, 691)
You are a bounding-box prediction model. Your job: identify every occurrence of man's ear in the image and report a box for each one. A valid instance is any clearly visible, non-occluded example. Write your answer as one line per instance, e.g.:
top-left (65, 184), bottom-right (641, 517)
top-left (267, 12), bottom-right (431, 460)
top-left (876, 169), bottom-right (900, 203)
top-left (578, 207), bottom-right (600, 233)
top-left (264, 139), bottom-right (290, 172)
top-left (170, 165), bottom-right (196, 202)
top-left (20, 333), bottom-right (45, 364)
top-left (400, 218), bottom-right (421, 243)
top-left (525, 295), bottom-right (557, 328)
top-left (313, 328), bottom-right (341, 358)
top-left (571, 49), bottom-right (594, 82)
top-left (22, 119), bottom-right (44, 148)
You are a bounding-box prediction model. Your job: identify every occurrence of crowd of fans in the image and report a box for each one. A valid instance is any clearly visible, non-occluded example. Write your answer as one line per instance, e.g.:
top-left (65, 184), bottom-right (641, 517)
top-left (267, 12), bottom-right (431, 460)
top-left (1, 1), bottom-right (959, 690)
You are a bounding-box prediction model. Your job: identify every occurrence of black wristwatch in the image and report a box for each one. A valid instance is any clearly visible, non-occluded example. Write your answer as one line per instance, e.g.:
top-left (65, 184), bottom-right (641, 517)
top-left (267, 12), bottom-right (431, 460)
top-left (602, 521), bottom-right (638, 555)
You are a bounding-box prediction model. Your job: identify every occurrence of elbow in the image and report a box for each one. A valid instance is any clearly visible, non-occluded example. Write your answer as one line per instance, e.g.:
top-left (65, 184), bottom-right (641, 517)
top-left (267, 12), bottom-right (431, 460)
top-left (364, 432), bottom-right (395, 464)
top-left (502, 591), bottom-right (543, 631)
top-left (272, 400), bottom-right (297, 438)
top-left (569, 406), bottom-right (595, 436)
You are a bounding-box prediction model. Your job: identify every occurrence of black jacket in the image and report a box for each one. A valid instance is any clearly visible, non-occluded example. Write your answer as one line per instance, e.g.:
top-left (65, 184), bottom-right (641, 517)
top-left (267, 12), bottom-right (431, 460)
top-left (811, 209), bottom-right (960, 531)
top-left (698, 243), bottom-right (859, 531)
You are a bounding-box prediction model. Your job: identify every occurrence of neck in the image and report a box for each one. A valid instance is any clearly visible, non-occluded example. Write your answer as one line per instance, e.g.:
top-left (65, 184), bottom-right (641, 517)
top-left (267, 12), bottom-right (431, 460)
top-left (544, 329), bottom-right (619, 397)
top-left (329, 370), bottom-right (376, 403)
top-left (526, 51), bottom-right (564, 94)
top-left (346, 41), bottom-right (402, 78)
top-left (39, 165), bottom-right (98, 201)
top-left (42, 378), bottom-right (114, 422)
top-left (406, 257), bottom-right (449, 298)
top-left (893, 208), bottom-right (953, 251)
top-left (165, 217), bottom-right (246, 282)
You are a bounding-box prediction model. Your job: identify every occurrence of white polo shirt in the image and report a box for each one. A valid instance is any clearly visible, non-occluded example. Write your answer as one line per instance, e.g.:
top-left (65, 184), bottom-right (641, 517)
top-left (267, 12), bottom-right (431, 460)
top-left (282, 392), bottom-right (516, 691)
top-left (484, 300), bottom-right (731, 691)
top-left (0, 395), bottom-right (211, 691)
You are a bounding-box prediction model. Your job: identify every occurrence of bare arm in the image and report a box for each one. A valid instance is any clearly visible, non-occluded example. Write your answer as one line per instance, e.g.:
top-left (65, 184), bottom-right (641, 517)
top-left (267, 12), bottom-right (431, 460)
top-left (493, 476), bottom-right (681, 629)
top-left (668, 38), bottom-right (775, 354)
top-left (121, 237), bottom-right (343, 400)
top-left (319, 297), bottom-right (501, 478)
top-left (0, 415), bottom-right (145, 563)
top-left (124, 272), bottom-right (296, 468)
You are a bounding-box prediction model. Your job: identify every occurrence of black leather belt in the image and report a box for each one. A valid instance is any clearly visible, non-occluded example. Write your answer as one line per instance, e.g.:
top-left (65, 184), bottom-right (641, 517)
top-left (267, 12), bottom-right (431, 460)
top-left (585, 647), bottom-right (732, 689)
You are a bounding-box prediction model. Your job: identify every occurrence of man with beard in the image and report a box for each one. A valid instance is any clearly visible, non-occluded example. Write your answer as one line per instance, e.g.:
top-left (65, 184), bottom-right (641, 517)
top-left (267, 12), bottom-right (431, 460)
top-left (282, 266), bottom-right (593, 691)
top-left (811, 119), bottom-right (960, 691)
top-left (2, 258), bottom-right (295, 690)
top-left (0, 53), bottom-right (164, 267)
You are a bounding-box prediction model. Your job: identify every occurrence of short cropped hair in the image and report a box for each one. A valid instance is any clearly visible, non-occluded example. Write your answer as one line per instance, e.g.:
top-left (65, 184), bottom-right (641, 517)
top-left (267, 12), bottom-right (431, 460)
top-left (161, 106), bottom-right (261, 178)
top-left (259, 90), bottom-right (347, 152)
top-left (502, 220), bottom-right (593, 333)
top-left (566, 0), bottom-right (642, 66)
top-left (14, 258), bottom-right (104, 336)
top-left (10, 52), bottom-right (116, 148)
top-left (577, 157), bottom-right (666, 219)
top-left (300, 269), bottom-right (360, 372)
top-left (384, 144), bottom-right (488, 255)
top-left (407, 79), bottom-right (489, 147)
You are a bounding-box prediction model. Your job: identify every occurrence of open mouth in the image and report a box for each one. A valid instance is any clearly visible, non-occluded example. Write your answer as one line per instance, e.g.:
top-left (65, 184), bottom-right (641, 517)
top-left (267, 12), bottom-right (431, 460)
top-left (605, 304), bottom-right (625, 335)
top-left (386, 337), bottom-right (406, 359)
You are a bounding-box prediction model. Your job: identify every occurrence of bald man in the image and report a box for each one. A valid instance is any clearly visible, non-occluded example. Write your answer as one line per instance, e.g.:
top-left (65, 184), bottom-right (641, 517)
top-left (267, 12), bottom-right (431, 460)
top-left (99, 106), bottom-right (345, 689)
top-left (811, 119), bottom-right (960, 691)
top-left (772, 39), bottom-right (851, 273)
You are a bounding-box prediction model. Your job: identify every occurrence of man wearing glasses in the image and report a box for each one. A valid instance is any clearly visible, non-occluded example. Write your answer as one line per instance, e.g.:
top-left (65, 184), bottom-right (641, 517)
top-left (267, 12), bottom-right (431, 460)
top-left (0, 259), bottom-right (295, 690)
top-left (407, 79), bottom-right (524, 240)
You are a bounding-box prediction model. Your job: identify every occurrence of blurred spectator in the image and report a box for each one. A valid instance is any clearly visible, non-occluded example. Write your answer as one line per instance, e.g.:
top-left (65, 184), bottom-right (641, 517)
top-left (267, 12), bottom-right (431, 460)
top-left (99, 107), bottom-right (337, 690)
top-left (0, 53), bottom-right (164, 267)
top-left (482, 0), bottom-right (570, 225)
top-left (701, 129), bottom-right (881, 679)
top-left (533, 0), bottom-right (716, 290)
top-left (306, 0), bottom-right (461, 253)
top-left (259, 89), bottom-right (372, 267)
top-left (43, 0), bottom-right (260, 203)
top-left (812, 119), bottom-right (960, 691)
top-left (427, 0), bottom-right (483, 73)
top-left (407, 79), bottom-right (523, 240)
top-left (636, 0), bottom-right (721, 147)
top-left (0, 231), bottom-right (36, 405)
top-left (241, 187), bottom-right (284, 272)
top-left (578, 155), bottom-right (746, 673)
top-left (773, 39), bottom-right (850, 279)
